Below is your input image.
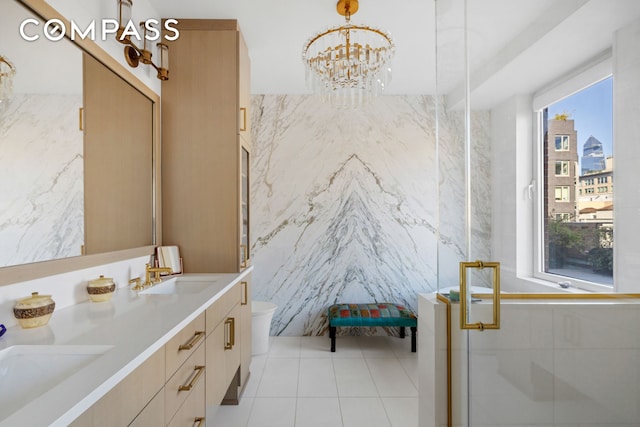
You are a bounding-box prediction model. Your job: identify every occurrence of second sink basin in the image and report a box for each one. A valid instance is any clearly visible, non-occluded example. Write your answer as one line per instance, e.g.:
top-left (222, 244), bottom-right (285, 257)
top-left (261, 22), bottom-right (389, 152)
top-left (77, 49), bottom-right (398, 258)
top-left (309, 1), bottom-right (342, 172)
top-left (0, 345), bottom-right (113, 420)
top-left (140, 277), bottom-right (211, 295)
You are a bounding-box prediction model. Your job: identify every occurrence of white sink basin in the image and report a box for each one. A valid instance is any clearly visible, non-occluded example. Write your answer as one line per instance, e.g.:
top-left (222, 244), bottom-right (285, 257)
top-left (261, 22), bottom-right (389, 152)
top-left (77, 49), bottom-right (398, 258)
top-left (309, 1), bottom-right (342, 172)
top-left (0, 345), bottom-right (113, 420)
top-left (139, 277), bottom-right (211, 295)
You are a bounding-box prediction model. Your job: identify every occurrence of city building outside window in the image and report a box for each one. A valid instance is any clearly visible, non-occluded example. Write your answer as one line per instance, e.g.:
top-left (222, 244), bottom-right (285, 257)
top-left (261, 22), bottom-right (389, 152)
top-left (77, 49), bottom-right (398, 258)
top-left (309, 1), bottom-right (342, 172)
top-left (540, 77), bottom-right (613, 288)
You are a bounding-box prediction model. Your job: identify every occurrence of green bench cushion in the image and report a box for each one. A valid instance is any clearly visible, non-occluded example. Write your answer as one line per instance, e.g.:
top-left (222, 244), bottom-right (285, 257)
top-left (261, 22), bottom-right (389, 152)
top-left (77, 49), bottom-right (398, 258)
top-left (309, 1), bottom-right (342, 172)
top-left (328, 303), bottom-right (417, 328)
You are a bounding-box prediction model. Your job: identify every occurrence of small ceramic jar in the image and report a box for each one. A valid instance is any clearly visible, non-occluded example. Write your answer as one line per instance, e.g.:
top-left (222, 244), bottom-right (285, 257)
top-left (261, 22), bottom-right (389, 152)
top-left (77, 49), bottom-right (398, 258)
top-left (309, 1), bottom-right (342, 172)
top-left (13, 292), bottom-right (55, 328)
top-left (87, 275), bottom-right (116, 302)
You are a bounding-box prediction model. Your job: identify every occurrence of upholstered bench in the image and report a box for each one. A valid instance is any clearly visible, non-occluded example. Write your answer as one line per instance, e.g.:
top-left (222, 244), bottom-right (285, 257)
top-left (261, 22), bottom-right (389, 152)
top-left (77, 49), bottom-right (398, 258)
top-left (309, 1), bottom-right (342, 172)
top-left (328, 303), bottom-right (417, 352)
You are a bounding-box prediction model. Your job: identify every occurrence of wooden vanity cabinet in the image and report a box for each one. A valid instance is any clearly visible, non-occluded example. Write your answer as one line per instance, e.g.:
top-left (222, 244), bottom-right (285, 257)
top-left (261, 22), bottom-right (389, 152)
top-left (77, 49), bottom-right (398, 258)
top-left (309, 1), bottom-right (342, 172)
top-left (69, 314), bottom-right (207, 427)
top-left (204, 277), bottom-right (253, 409)
top-left (205, 283), bottom-right (241, 407)
top-left (162, 19), bottom-right (252, 274)
top-left (69, 348), bottom-right (165, 427)
top-left (165, 314), bottom-right (207, 425)
top-left (239, 274), bottom-right (252, 388)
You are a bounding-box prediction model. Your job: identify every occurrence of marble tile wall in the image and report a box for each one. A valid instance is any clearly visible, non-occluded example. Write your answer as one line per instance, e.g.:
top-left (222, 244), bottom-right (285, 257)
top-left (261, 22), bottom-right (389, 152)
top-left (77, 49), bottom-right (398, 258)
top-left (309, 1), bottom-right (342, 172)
top-left (250, 95), bottom-right (491, 335)
top-left (0, 94), bottom-right (84, 267)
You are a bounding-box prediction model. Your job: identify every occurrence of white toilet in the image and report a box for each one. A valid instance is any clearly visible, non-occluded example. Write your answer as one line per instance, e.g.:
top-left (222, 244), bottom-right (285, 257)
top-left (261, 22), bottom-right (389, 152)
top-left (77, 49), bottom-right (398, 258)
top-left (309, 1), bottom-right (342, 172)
top-left (251, 301), bottom-right (277, 355)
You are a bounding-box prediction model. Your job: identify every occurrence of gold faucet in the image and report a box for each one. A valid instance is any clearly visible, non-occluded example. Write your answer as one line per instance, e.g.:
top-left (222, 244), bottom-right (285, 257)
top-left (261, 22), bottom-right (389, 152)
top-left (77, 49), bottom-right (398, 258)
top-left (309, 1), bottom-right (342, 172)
top-left (144, 263), bottom-right (173, 287)
top-left (129, 277), bottom-right (144, 291)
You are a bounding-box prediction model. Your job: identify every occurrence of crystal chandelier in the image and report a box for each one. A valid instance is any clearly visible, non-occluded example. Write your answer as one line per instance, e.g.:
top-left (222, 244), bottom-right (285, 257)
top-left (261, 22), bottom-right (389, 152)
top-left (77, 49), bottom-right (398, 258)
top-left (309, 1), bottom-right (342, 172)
top-left (302, 0), bottom-right (395, 108)
top-left (0, 56), bottom-right (16, 109)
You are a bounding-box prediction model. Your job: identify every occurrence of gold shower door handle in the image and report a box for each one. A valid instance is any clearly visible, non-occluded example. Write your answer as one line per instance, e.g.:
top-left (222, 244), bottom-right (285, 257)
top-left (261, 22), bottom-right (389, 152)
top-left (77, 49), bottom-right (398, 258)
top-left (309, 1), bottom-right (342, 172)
top-left (459, 260), bottom-right (500, 331)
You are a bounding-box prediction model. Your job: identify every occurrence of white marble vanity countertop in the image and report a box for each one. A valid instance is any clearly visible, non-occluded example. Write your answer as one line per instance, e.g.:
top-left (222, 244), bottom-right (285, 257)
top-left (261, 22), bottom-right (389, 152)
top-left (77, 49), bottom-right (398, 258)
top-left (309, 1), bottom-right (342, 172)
top-left (0, 267), bottom-right (253, 427)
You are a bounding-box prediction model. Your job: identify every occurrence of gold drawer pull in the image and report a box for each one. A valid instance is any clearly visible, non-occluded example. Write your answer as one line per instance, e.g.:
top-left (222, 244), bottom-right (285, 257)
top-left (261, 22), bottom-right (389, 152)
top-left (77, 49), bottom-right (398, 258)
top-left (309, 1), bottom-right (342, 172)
top-left (179, 331), bottom-right (205, 351)
top-left (241, 281), bottom-right (248, 306)
top-left (193, 417), bottom-right (205, 427)
top-left (239, 107), bottom-right (247, 131)
top-left (178, 365), bottom-right (205, 392)
top-left (224, 317), bottom-right (235, 350)
top-left (79, 107), bottom-right (84, 131)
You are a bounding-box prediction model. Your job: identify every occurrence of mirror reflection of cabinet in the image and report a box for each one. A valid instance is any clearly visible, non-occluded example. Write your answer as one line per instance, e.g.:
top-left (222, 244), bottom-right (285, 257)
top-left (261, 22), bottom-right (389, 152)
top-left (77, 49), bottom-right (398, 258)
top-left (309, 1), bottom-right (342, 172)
top-left (83, 54), bottom-right (154, 254)
top-left (162, 19), bottom-right (251, 274)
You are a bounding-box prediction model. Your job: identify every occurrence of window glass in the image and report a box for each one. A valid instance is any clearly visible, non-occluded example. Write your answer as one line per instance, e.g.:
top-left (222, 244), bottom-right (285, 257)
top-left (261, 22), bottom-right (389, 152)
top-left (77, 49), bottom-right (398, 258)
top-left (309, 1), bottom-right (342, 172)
top-left (542, 77), bottom-right (613, 287)
top-left (555, 161), bottom-right (569, 176)
top-left (555, 135), bottom-right (570, 150)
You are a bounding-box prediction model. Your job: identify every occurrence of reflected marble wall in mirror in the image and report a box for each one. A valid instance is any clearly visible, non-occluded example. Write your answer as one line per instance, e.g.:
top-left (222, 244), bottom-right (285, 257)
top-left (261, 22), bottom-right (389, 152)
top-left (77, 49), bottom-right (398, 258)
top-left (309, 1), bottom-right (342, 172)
top-left (0, 0), bottom-right (83, 267)
top-left (0, 0), bottom-right (155, 272)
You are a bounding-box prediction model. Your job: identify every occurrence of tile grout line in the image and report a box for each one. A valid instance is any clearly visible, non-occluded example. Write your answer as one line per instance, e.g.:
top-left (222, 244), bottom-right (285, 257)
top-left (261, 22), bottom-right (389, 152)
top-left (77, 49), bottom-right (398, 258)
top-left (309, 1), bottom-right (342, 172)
top-left (330, 354), bottom-right (347, 427)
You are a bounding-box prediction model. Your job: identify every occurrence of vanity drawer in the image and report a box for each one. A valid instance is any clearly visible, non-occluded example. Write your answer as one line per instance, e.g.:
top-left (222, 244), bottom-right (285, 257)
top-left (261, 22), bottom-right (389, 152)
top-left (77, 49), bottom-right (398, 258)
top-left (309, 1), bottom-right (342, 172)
top-left (129, 388), bottom-right (164, 427)
top-left (167, 373), bottom-right (205, 427)
top-left (206, 281), bottom-right (242, 335)
top-left (165, 342), bottom-right (205, 422)
top-left (165, 312), bottom-right (206, 379)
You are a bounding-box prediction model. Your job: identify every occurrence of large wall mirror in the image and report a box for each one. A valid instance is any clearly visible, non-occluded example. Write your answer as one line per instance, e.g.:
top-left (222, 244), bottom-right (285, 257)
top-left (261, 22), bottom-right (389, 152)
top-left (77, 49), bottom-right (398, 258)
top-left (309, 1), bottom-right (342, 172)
top-left (0, 0), bottom-right (160, 285)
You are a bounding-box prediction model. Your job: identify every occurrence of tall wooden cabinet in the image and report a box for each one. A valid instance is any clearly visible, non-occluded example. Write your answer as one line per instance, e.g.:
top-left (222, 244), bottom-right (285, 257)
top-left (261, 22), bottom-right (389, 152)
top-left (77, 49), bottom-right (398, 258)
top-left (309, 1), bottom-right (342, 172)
top-left (162, 19), bottom-right (251, 274)
top-left (161, 19), bottom-right (253, 407)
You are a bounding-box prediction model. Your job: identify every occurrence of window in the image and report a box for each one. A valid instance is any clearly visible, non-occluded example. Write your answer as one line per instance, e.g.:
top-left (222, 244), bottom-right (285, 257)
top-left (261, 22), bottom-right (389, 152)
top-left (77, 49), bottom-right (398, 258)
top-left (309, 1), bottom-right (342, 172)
top-left (554, 186), bottom-right (570, 201)
top-left (539, 77), bottom-right (613, 288)
top-left (555, 160), bottom-right (570, 176)
top-left (555, 135), bottom-right (570, 151)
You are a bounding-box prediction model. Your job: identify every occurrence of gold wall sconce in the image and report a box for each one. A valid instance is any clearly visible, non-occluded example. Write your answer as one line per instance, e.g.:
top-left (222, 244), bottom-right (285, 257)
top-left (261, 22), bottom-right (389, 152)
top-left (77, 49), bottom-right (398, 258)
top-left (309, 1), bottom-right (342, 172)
top-left (116, 0), bottom-right (169, 80)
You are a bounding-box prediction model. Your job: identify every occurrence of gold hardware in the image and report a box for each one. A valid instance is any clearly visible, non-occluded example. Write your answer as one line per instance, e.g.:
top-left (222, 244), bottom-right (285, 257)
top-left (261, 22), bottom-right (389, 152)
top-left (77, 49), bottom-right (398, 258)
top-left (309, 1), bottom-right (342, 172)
top-left (337, 0), bottom-right (359, 16)
top-left (116, 0), bottom-right (169, 80)
top-left (179, 331), bottom-right (205, 351)
top-left (241, 281), bottom-right (248, 306)
top-left (224, 317), bottom-right (235, 350)
top-left (194, 418), bottom-right (205, 427)
top-left (178, 365), bottom-right (205, 392)
top-left (240, 244), bottom-right (248, 269)
top-left (459, 260), bottom-right (500, 331)
top-left (143, 263), bottom-right (173, 287)
top-left (129, 277), bottom-right (143, 291)
top-left (79, 107), bottom-right (84, 131)
top-left (239, 107), bottom-right (247, 131)
top-left (435, 293), bottom-right (452, 427)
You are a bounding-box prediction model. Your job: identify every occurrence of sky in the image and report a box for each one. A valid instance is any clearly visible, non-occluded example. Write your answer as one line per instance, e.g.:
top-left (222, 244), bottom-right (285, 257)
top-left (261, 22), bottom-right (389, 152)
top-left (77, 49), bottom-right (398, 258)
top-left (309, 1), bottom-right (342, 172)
top-left (547, 77), bottom-right (613, 162)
